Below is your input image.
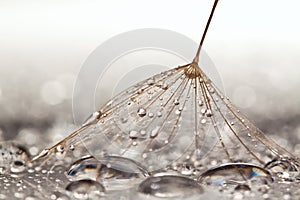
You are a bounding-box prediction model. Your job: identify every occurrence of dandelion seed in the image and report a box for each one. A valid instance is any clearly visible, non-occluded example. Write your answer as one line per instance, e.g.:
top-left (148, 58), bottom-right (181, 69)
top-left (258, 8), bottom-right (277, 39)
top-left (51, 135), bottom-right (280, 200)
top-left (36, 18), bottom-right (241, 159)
top-left (32, 0), bottom-right (299, 177)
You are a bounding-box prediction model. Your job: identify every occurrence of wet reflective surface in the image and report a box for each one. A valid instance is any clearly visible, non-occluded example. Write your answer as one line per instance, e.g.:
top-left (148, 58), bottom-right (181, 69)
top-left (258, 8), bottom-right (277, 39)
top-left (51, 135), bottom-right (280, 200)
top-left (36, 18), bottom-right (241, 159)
top-left (0, 140), bottom-right (299, 199)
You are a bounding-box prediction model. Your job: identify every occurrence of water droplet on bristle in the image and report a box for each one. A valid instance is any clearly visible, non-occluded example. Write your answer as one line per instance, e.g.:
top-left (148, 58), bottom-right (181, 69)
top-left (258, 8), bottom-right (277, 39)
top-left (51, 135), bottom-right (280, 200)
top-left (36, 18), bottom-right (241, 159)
top-left (137, 108), bottom-right (147, 117)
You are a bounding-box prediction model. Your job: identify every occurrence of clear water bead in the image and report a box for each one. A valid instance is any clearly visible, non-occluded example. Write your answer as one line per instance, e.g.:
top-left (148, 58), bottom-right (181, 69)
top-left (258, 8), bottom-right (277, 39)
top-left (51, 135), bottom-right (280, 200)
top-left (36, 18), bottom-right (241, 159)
top-left (138, 175), bottom-right (203, 198)
top-left (129, 130), bottom-right (138, 139)
top-left (173, 98), bottom-right (180, 105)
top-left (65, 179), bottom-right (104, 200)
top-left (147, 79), bottom-right (155, 85)
top-left (199, 163), bottom-right (273, 187)
top-left (137, 108), bottom-right (147, 117)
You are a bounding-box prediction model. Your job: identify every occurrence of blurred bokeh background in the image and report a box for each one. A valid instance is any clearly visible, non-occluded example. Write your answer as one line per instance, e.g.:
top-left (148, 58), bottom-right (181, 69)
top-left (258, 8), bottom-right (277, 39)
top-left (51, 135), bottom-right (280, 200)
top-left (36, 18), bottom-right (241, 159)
top-left (0, 0), bottom-right (299, 154)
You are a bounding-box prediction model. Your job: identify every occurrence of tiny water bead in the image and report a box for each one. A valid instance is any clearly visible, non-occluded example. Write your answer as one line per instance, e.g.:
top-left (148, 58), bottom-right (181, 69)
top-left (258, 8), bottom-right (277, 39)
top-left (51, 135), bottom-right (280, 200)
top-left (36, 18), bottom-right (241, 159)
top-left (138, 175), bottom-right (203, 198)
top-left (137, 108), bottom-right (147, 117)
top-left (129, 130), bottom-right (138, 139)
top-left (147, 79), bottom-right (155, 86)
top-left (65, 179), bottom-right (104, 200)
top-left (198, 163), bottom-right (273, 187)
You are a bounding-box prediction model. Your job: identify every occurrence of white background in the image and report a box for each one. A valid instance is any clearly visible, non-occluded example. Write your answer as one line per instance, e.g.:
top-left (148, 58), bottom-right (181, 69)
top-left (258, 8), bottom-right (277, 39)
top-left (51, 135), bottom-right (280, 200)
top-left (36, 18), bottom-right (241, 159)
top-left (0, 0), bottom-right (299, 143)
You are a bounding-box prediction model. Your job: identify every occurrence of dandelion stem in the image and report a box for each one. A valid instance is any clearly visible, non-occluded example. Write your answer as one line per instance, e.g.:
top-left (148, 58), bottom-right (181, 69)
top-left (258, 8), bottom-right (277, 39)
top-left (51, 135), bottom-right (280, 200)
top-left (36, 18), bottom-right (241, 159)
top-left (193, 0), bottom-right (219, 64)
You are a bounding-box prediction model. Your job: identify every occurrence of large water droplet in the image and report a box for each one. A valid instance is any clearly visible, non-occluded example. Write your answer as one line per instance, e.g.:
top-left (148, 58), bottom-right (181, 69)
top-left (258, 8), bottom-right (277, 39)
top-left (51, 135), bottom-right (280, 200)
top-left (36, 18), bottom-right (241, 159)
top-left (265, 157), bottom-right (299, 172)
top-left (138, 175), bottom-right (203, 198)
top-left (67, 156), bottom-right (99, 181)
top-left (199, 163), bottom-right (273, 186)
top-left (68, 155), bottom-right (148, 190)
top-left (66, 179), bottom-right (104, 200)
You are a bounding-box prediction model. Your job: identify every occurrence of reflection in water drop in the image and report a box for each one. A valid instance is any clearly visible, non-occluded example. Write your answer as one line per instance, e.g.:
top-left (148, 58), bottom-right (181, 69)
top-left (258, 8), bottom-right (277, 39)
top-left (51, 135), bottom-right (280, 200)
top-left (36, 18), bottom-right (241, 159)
top-left (137, 108), bottom-right (147, 117)
top-left (198, 163), bottom-right (273, 186)
top-left (82, 111), bottom-right (101, 127)
top-left (68, 155), bottom-right (148, 190)
top-left (138, 175), bottom-right (203, 198)
top-left (265, 157), bottom-right (299, 172)
top-left (65, 179), bottom-right (104, 200)
top-left (234, 184), bottom-right (251, 191)
top-left (10, 160), bottom-right (26, 173)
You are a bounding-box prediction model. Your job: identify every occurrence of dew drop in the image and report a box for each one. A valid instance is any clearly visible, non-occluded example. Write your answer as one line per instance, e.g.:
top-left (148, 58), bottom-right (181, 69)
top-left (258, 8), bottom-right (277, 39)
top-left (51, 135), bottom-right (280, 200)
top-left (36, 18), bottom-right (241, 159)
top-left (56, 145), bottom-right (64, 152)
top-left (140, 130), bottom-right (146, 136)
top-left (138, 175), bottom-right (203, 198)
top-left (148, 112), bottom-right (154, 118)
top-left (150, 127), bottom-right (160, 138)
top-left (142, 153), bottom-right (147, 159)
top-left (199, 163), bottom-right (273, 186)
top-left (200, 108), bottom-right (207, 114)
top-left (175, 109), bottom-right (181, 115)
top-left (68, 155), bottom-right (148, 186)
top-left (265, 158), bottom-right (299, 172)
top-left (161, 83), bottom-right (168, 90)
top-left (201, 119), bottom-right (207, 124)
top-left (82, 111), bottom-right (101, 126)
top-left (173, 99), bottom-right (180, 105)
top-left (129, 130), bottom-right (138, 139)
top-left (65, 179), bottom-right (104, 200)
top-left (199, 100), bottom-right (204, 106)
top-left (206, 109), bottom-right (213, 117)
top-left (147, 79), bottom-right (155, 85)
top-left (137, 108), bottom-right (147, 117)
top-left (157, 111), bottom-right (162, 117)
